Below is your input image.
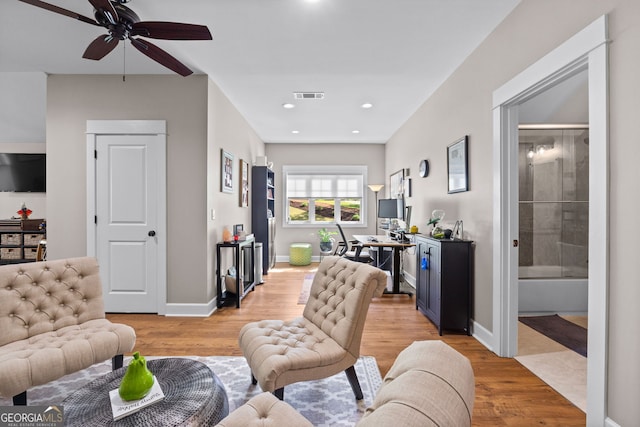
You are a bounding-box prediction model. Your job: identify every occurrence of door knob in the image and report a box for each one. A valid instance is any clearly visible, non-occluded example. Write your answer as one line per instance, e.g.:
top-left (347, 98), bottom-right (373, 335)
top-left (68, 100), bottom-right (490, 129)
top-left (148, 230), bottom-right (156, 237)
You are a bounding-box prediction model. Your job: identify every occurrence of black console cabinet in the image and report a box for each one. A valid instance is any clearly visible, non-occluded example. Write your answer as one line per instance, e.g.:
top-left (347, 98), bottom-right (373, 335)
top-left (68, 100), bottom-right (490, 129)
top-left (415, 235), bottom-right (472, 335)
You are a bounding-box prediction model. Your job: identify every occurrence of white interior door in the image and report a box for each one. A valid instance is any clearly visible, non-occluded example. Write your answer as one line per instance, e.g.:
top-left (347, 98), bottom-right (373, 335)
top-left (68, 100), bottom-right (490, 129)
top-left (87, 120), bottom-right (166, 314)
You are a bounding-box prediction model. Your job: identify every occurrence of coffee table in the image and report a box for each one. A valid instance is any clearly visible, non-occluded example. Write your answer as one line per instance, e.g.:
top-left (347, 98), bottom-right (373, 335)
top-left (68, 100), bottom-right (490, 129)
top-left (63, 358), bottom-right (229, 426)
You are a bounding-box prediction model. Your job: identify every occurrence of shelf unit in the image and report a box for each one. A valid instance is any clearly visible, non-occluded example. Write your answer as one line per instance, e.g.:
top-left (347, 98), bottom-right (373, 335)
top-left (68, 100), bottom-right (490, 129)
top-left (216, 237), bottom-right (256, 308)
top-left (0, 220), bottom-right (46, 265)
top-left (251, 166), bottom-right (276, 274)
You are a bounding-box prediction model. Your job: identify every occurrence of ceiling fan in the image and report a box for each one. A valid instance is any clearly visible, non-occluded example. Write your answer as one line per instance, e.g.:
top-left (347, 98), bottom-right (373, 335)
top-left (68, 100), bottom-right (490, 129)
top-left (19, 0), bottom-right (212, 76)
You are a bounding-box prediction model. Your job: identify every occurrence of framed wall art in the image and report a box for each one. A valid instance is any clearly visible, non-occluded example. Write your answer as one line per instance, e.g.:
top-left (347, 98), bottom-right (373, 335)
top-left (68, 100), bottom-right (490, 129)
top-left (389, 169), bottom-right (404, 199)
top-left (221, 149), bottom-right (234, 193)
top-left (239, 158), bottom-right (249, 207)
top-left (447, 135), bottom-right (469, 194)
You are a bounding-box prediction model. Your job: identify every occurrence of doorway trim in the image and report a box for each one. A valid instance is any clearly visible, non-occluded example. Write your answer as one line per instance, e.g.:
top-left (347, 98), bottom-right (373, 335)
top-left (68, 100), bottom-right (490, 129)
top-left (492, 15), bottom-right (608, 424)
top-left (86, 120), bottom-right (168, 315)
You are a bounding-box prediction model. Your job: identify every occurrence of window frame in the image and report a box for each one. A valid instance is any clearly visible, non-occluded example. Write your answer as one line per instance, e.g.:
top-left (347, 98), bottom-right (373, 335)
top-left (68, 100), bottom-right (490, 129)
top-left (283, 165), bottom-right (368, 228)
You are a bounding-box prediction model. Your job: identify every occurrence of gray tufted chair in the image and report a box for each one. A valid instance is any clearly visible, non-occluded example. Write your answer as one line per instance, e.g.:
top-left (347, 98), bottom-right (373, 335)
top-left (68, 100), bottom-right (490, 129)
top-left (238, 256), bottom-right (387, 400)
top-left (0, 257), bottom-right (136, 405)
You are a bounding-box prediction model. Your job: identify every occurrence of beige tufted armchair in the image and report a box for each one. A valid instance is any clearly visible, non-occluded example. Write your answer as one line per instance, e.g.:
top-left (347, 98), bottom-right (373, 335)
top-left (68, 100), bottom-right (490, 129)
top-left (0, 257), bottom-right (136, 405)
top-left (238, 256), bottom-right (387, 400)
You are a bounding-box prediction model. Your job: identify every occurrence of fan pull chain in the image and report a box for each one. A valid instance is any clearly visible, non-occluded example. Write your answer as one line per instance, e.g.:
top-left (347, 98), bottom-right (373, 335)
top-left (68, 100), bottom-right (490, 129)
top-left (122, 42), bottom-right (126, 82)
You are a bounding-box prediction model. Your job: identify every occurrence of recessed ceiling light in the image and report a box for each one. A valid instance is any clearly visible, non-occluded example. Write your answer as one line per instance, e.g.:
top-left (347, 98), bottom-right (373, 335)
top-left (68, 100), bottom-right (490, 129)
top-left (361, 103), bottom-right (373, 109)
top-left (352, 130), bottom-right (360, 134)
top-left (282, 103), bottom-right (295, 109)
top-left (292, 130), bottom-right (300, 134)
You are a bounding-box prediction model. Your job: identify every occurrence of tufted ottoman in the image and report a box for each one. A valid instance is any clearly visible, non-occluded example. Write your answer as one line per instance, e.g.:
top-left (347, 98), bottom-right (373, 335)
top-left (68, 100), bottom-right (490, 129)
top-left (0, 257), bottom-right (136, 405)
top-left (289, 243), bottom-right (312, 265)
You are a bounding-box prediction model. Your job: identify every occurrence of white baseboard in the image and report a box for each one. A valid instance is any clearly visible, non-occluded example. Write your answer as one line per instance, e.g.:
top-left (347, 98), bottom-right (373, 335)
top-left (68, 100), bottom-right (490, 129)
top-left (276, 255), bottom-right (289, 263)
top-left (402, 270), bottom-right (416, 288)
top-left (472, 320), bottom-right (495, 353)
top-left (164, 299), bottom-right (217, 317)
top-left (605, 417), bottom-right (621, 427)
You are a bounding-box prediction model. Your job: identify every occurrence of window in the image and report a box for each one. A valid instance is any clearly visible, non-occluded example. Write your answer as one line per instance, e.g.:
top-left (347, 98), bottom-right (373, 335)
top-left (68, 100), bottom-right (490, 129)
top-left (284, 165), bottom-right (367, 226)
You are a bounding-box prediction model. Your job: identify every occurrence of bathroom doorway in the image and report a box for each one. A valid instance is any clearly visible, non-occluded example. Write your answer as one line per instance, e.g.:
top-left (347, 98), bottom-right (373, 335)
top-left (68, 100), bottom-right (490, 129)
top-left (492, 16), bottom-right (608, 424)
top-left (514, 66), bottom-right (589, 408)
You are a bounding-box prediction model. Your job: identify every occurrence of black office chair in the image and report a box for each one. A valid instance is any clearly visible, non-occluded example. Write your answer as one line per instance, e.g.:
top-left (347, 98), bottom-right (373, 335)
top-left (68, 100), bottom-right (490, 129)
top-left (334, 224), bottom-right (373, 263)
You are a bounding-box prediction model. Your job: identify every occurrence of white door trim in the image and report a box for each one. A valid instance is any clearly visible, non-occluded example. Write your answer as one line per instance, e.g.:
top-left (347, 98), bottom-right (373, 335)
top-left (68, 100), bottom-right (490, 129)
top-left (492, 16), bottom-right (609, 425)
top-left (86, 120), bottom-right (167, 315)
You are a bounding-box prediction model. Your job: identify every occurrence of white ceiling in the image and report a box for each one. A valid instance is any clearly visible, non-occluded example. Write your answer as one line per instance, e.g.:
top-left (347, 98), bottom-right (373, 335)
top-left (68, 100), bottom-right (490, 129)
top-left (0, 0), bottom-right (521, 143)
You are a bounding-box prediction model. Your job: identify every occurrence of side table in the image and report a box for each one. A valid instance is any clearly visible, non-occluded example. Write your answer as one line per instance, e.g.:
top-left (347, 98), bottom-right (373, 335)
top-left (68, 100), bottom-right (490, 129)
top-left (63, 358), bottom-right (229, 426)
top-left (216, 238), bottom-right (256, 308)
top-left (319, 249), bottom-right (333, 262)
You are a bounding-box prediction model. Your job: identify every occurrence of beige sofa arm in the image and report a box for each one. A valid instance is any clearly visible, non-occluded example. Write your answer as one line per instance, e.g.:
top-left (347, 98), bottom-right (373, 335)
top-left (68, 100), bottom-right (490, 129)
top-left (217, 340), bottom-right (475, 427)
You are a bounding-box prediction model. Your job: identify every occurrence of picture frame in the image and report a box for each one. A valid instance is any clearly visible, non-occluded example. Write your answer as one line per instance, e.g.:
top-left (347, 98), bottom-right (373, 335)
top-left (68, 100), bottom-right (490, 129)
top-left (239, 158), bottom-right (249, 207)
top-left (389, 169), bottom-right (404, 199)
top-left (221, 149), bottom-right (234, 193)
top-left (447, 135), bottom-right (469, 194)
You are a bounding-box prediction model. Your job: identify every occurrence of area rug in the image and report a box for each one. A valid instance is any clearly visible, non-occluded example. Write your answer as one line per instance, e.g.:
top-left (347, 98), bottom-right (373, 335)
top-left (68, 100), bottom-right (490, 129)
top-left (0, 355), bottom-right (382, 427)
top-left (298, 273), bottom-right (315, 304)
top-left (519, 314), bottom-right (587, 357)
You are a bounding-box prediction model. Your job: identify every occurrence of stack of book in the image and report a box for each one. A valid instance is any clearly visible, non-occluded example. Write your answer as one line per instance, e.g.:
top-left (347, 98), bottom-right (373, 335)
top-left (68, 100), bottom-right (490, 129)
top-left (109, 377), bottom-right (165, 421)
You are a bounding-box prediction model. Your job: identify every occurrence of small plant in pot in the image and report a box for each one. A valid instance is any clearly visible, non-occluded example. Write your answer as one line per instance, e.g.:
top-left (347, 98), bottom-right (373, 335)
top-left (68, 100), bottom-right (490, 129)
top-left (317, 227), bottom-right (337, 252)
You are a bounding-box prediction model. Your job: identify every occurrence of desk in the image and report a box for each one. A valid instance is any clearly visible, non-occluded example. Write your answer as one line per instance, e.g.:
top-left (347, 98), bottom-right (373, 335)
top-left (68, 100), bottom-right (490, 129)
top-left (353, 235), bottom-right (414, 295)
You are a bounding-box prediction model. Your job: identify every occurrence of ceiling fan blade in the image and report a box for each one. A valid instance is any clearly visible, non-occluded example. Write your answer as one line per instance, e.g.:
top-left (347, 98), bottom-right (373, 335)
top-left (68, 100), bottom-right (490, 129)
top-left (83, 35), bottom-right (119, 60)
top-left (132, 22), bottom-right (213, 40)
top-left (88, 0), bottom-right (119, 25)
top-left (130, 38), bottom-right (193, 77)
top-left (18, 0), bottom-right (99, 26)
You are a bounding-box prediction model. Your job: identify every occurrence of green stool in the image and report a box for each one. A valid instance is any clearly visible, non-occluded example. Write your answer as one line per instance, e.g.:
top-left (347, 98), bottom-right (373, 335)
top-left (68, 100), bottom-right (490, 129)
top-left (289, 243), bottom-right (312, 266)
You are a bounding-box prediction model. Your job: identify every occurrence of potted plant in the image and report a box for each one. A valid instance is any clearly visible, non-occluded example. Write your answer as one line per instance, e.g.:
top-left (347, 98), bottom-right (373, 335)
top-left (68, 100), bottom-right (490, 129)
top-left (317, 227), bottom-right (337, 252)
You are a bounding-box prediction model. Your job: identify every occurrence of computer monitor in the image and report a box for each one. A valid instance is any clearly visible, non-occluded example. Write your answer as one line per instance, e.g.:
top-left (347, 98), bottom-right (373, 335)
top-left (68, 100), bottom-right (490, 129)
top-left (378, 198), bottom-right (404, 219)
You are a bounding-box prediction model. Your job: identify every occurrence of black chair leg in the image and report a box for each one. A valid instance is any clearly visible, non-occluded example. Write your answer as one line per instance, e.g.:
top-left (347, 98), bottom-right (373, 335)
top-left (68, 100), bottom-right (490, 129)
top-left (345, 366), bottom-right (363, 400)
top-left (13, 391), bottom-right (27, 405)
top-left (273, 387), bottom-right (284, 400)
top-left (112, 354), bottom-right (124, 370)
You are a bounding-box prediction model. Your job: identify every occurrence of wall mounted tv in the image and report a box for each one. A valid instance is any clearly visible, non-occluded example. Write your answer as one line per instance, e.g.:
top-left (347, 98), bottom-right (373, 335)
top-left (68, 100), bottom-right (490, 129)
top-left (0, 153), bottom-right (46, 192)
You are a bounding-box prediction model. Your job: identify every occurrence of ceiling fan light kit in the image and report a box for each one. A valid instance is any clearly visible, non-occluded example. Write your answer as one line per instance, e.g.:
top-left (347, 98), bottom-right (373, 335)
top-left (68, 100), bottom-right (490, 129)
top-left (19, 0), bottom-right (213, 76)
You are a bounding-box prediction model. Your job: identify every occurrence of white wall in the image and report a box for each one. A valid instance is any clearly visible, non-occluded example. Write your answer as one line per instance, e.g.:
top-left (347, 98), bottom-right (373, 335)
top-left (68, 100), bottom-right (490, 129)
top-left (42, 75), bottom-right (264, 311)
top-left (207, 79), bottom-right (265, 302)
top-left (265, 143), bottom-right (385, 259)
top-left (0, 72), bottom-right (46, 143)
top-left (0, 142), bottom-right (46, 219)
top-left (386, 0), bottom-right (640, 424)
top-left (46, 75), bottom-right (210, 304)
top-left (0, 72), bottom-right (47, 220)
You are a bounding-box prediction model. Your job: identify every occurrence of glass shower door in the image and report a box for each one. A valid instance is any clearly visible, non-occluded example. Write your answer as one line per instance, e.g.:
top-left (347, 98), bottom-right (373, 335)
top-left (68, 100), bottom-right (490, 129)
top-left (518, 127), bottom-right (589, 279)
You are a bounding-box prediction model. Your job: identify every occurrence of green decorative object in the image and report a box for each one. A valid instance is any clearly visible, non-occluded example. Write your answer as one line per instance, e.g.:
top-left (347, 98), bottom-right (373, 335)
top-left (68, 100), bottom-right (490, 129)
top-left (118, 352), bottom-right (154, 401)
top-left (290, 243), bottom-right (312, 266)
top-left (317, 227), bottom-right (337, 252)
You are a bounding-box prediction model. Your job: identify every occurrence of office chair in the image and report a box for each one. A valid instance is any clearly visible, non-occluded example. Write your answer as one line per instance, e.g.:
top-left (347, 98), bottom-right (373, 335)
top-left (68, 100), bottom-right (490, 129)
top-left (334, 223), bottom-right (373, 263)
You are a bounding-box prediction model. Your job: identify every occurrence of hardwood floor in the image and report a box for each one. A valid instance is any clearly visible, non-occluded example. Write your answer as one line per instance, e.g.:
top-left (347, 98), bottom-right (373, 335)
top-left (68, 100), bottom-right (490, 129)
top-left (107, 262), bottom-right (586, 426)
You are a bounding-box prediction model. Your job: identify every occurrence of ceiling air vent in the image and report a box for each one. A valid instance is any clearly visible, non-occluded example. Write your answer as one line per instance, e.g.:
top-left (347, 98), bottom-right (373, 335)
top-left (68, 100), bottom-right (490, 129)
top-left (294, 92), bottom-right (324, 100)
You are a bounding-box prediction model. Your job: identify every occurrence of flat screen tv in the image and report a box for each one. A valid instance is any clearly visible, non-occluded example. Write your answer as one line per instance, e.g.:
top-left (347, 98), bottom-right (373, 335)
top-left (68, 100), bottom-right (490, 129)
top-left (0, 153), bottom-right (46, 192)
